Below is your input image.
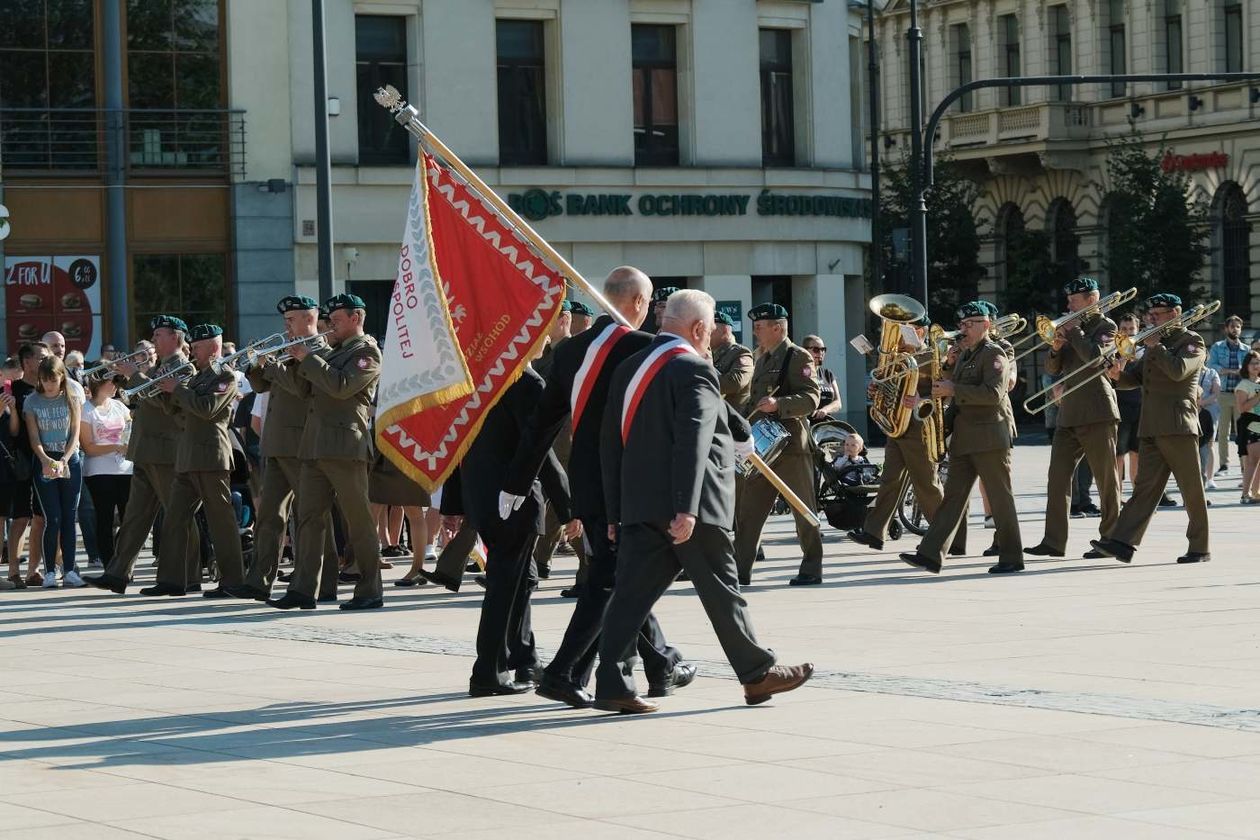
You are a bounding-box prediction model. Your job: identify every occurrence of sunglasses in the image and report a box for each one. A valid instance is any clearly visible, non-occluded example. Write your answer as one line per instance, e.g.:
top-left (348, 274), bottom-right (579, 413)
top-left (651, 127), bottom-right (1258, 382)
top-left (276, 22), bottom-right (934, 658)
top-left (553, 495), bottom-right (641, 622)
top-left (806, 345), bottom-right (827, 352)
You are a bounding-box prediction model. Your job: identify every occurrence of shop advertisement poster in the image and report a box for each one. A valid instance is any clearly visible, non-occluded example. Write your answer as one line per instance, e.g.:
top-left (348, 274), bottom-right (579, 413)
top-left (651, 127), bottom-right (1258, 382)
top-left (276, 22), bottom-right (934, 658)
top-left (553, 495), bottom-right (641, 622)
top-left (4, 255), bottom-right (103, 359)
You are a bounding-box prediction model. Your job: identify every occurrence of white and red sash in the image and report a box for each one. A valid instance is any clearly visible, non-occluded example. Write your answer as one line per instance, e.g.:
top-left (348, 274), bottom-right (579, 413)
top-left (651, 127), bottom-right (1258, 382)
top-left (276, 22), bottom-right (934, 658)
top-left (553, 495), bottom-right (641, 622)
top-left (570, 322), bottom-right (631, 432)
top-left (620, 337), bottom-right (698, 444)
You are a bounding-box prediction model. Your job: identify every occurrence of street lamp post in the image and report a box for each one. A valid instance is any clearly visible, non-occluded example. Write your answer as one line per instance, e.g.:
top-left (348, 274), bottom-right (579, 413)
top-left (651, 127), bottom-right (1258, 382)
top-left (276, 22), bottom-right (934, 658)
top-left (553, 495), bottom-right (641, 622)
top-left (866, 0), bottom-right (882, 289)
top-left (905, 0), bottom-right (926, 302)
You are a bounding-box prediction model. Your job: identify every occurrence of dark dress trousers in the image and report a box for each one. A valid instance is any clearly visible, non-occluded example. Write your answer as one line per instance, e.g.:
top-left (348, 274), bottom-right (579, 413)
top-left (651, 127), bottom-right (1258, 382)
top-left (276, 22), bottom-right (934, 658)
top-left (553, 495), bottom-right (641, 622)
top-left (596, 335), bottom-right (776, 700)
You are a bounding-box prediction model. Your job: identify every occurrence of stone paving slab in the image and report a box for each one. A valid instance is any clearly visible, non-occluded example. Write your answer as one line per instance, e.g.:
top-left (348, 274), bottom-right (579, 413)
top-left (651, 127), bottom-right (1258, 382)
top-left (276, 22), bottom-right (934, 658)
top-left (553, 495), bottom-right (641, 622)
top-left (1, 444), bottom-right (1259, 838)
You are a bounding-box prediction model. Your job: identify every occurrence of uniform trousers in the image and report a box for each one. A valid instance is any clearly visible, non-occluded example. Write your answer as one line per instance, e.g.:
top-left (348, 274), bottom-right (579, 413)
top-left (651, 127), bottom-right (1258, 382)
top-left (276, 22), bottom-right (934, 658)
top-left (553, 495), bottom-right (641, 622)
top-left (919, 448), bottom-right (1023, 566)
top-left (1107, 434), bottom-right (1210, 553)
top-left (863, 430), bottom-right (966, 551)
top-left (473, 505), bottom-right (540, 687)
top-left (734, 452), bottom-right (824, 578)
top-left (596, 521), bottom-right (775, 700)
top-left (107, 461), bottom-right (197, 581)
top-left (244, 456), bottom-right (338, 598)
top-left (434, 520), bottom-right (480, 586)
top-left (289, 458), bottom-right (382, 601)
top-left (1043, 421), bottom-right (1121, 551)
top-left (544, 514), bottom-right (683, 689)
top-left (155, 470), bottom-right (244, 589)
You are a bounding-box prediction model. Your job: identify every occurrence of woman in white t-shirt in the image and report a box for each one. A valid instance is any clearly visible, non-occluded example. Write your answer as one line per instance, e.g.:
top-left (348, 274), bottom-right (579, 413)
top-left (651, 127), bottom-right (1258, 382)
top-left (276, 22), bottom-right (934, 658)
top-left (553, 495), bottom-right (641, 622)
top-left (80, 374), bottom-right (134, 570)
top-left (1234, 351), bottom-right (1260, 504)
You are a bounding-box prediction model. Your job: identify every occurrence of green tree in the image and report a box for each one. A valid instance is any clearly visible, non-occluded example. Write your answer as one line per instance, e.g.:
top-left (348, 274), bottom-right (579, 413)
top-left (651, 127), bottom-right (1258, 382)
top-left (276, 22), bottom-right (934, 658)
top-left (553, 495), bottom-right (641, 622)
top-left (875, 156), bottom-right (986, 324)
top-left (998, 228), bottom-right (1075, 318)
top-left (1102, 132), bottom-right (1209, 304)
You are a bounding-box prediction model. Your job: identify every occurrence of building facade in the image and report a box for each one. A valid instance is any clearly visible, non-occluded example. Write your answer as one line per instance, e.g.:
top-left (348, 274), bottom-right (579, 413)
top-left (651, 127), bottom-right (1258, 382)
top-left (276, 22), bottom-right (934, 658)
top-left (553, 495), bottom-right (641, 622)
top-left (873, 0), bottom-right (1260, 326)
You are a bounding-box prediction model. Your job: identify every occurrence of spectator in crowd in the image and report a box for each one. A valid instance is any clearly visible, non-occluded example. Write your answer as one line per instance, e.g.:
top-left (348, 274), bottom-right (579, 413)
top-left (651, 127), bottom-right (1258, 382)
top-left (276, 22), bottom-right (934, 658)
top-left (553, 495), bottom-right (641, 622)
top-left (803, 335), bottom-right (841, 423)
top-left (1234, 351), bottom-right (1260, 504)
top-left (80, 373), bottom-right (133, 572)
top-left (99, 344), bottom-right (118, 362)
top-left (1208, 315), bottom-right (1247, 475)
top-left (23, 355), bottom-right (84, 588)
top-left (1114, 313), bottom-right (1142, 496)
top-left (8, 343), bottom-right (49, 587)
top-left (65, 350), bottom-right (85, 383)
top-left (40, 332), bottom-right (95, 566)
top-left (0, 381), bottom-right (18, 590)
top-left (1198, 364), bottom-right (1222, 489)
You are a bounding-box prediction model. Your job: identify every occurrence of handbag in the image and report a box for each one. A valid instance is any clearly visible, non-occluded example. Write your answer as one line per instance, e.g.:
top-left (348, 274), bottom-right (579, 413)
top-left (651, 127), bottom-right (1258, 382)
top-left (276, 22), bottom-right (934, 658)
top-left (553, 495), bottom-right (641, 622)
top-left (0, 437), bottom-right (33, 482)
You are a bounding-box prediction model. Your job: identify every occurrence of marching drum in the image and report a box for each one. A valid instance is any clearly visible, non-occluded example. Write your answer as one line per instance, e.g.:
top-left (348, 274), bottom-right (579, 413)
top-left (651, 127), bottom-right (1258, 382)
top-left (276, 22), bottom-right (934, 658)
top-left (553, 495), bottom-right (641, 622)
top-left (739, 417), bottom-right (791, 477)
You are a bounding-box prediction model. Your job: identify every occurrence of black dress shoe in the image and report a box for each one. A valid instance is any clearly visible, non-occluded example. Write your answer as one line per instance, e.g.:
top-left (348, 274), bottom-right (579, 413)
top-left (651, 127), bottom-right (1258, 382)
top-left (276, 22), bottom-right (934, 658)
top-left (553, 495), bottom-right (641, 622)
top-left (337, 570), bottom-right (362, 583)
top-left (1024, 543), bottom-right (1065, 558)
top-left (138, 583), bottom-right (186, 597)
top-left (468, 680), bottom-right (533, 697)
top-left (648, 663), bottom-right (697, 697)
top-left (266, 592), bottom-right (316, 610)
top-left (988, 562), bottom-right (1025, 574)
top-left (236, 584), bottom-right (271, 602)
top-left (85, 574), bottom-right (127, 595)
top-left (1159, 494), bottom-right (1178, 508)
top-left (536, 676), bottom-right (595, 709)
top-left (846, 529), bottom-right (884, 551)
top-left (202, 586), bottom-right (235, 599)
top-left (392, 575), bottom-right (427, 588)
top-left (418, 568), bottom-right (461, 593)
top-left (982, 543), bottom-right (1000, 557)
top-left (1089, 538), bottom-right (1134, 563)
top-left (593, 695), bottom-right (659, 714)
top-left (738, 575), bottom-right (751, 587)
top-left (1176, 552), bottom-right (1211, 564)
top-left (789, 574), bottom-right (822, 586)
top-left (948, 546), bottom-right (968, 557)
top-left (1081, 504), bottom-right (1102, 517)
top-left (1070, 508), bottom-right (1087, 519)
top-left (1083, 549), bottom-right (1109, 559)
top-left (514, 666), bottom-right (540, 685)
top-left (560, 587), bottom-right (579, 598)
top-left (316, 593), bottom-right (338, 603)
top-left (339, 596), bottom-right (384, 611)
top-left (898, 552), bottom-right (941, 574)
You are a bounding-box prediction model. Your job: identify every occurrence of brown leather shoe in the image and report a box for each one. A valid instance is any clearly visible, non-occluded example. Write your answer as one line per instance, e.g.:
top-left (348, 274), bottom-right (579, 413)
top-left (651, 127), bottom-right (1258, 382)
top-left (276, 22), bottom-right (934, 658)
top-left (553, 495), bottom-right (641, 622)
top-left (744, 663), bottom-right (815, 706)
top-left (593, 695), bottom-right (659, 714)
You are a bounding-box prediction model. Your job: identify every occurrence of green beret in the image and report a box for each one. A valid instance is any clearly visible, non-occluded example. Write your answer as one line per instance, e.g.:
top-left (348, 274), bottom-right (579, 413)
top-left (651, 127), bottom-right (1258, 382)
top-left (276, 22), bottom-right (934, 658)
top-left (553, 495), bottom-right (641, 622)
top-left (277, 295), bottom-right (320, 314)
top-left (1063, 276), bottom-right (1099, 295)
top-left (978, 300), bottom-right (1000, 318)
top-left (956, 301), bottom-right (991, 321)
top-left (149, 315), bottom-right (189, 334)
top-left (1145, 292), bottom-right (1182, 309)
top-left (324, 292), bottom-right (366, 314)
top-left (715, 311), bottom-right (736, 328)
top-left (652, 286), bottom-right (680, 303)
top-left (569, 301), bottom-right (594, 316)
top-left (560, 299), bottom-right (573, 313)
top-left (747, 302), bottom-right (789, 321)
top-left (188, 323), bottom-right (223, 342)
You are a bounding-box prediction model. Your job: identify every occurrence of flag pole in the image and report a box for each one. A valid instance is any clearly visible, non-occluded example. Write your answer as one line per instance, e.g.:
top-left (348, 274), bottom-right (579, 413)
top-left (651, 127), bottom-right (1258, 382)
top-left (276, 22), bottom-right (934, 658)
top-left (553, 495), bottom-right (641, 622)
top-left (374, 86), bottom-right (820, 529)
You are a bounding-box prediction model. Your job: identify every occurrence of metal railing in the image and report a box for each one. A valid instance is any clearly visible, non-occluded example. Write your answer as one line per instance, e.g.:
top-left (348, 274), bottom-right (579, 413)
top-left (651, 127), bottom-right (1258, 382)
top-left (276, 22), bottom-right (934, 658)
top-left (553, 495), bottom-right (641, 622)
top-left (0, 107), bottom-right (245, 178)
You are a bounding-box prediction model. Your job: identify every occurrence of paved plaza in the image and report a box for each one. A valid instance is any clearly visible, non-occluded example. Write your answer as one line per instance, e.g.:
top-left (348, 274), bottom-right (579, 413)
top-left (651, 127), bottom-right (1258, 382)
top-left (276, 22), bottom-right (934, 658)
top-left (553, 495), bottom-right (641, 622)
top-left (3, 443), bottom-right (1260, 839)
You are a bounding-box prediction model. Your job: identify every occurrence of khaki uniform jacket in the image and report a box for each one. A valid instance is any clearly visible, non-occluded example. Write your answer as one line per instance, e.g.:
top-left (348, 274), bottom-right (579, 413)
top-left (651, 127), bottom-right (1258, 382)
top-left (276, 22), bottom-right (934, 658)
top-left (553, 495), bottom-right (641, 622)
top-left (247, 358), bottom-right (309, 459)
top-left (124, 352), bottom-right (188, 465)
top-left (170, 364), bottom-right (238, 473)
top-left (713, 341), bottom-right (753, 409)
top-left (947, 339), bottom-right (1017, 457)
top-left (297, 333), bottom-right (381, 462)
top-left (1114, 326), bottom-right (1205, 438)
top-left (745, 337), bottom-right (820, 454)
top-left (1044, 313), bottom-right (1120, 427)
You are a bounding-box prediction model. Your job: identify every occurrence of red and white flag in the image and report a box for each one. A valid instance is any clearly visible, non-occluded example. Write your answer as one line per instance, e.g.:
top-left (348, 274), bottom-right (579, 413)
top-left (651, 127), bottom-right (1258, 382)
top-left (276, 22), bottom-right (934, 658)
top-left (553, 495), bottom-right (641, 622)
top-left (376, 152), bottom-right (565, 492)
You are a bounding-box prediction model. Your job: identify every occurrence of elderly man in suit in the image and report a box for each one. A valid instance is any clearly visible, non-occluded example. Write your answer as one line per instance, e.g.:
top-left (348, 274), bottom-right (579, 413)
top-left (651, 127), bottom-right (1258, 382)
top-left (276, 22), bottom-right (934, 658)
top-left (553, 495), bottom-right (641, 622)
top-left (595, 289), bottom-right (814, 714)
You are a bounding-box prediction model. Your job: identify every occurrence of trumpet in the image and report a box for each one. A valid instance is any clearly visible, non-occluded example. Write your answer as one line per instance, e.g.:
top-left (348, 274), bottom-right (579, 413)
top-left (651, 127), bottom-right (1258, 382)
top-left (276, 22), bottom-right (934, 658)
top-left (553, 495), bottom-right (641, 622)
top-left (81, 348), bottom-right (152, 381)
top-left (274, 329), bottom-right (334, 363)
top-left (1022, 299), bottom-right (1221, 414)
top-left (991, 313), bottom-right (1027, 342)
top-left (121, 362), bottom-right (195, 399)
top-left (211, 332), bottom-right (288, 375)
top-left (1011, 287), bottom-right (1138, 362)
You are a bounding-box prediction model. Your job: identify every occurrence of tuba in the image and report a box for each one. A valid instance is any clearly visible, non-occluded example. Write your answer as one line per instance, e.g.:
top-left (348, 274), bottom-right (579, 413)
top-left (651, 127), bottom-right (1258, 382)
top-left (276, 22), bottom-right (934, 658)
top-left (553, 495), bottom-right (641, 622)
top-left (868, 294), bottom-right (927, 440)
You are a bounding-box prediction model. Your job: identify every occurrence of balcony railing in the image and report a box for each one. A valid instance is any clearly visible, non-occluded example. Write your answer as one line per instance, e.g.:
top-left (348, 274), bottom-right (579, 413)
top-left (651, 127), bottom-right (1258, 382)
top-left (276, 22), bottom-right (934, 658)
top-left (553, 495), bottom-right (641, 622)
top-left (936, 101), bottom-right (1094, 148)
top-left (0, 107), bottom-right (245, 179)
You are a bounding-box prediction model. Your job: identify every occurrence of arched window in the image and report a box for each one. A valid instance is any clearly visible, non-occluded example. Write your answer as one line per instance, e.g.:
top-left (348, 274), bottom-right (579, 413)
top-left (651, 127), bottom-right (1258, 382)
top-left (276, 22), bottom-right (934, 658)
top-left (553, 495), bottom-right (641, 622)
top-left (995, 202), bottom-right (1025, 291)
top-left (1048, 198), bottom-right (1080, 274)
top-left (1213, 182), bottom-right (1252, 322)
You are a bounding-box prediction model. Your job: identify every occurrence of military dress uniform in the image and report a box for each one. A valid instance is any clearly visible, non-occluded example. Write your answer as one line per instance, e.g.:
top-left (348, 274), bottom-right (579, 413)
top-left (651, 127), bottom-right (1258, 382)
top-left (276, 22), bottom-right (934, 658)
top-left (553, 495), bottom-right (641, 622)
top-left (150, 325), bottom-right (246, 595)
top-left (712, 314), bottom-right (754, 411)
top-left (733, 304), bottom-right (824, 585)
top-left (1093, 294), bottom-right (1210, 563)
top-left (280, 294), bottom-right (384, 608)
top-left (1036, 279), bottom-right (1122, 555)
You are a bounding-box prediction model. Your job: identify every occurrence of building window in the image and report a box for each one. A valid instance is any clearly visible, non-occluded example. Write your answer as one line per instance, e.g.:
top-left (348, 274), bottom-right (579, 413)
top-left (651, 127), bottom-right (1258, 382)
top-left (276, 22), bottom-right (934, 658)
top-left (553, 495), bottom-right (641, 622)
top-left (1050, 6), bottom-right (1072, 101)
top-left (1165, 0), bottom-right (1183, 89)
top-left (496, 19), bottom-right (547, 166)
top-left (631, 25), bottom-right (679, 166)
top-left (996, 203), bottom-right (1025, 291)
top-left (0, 0), bottom-right (97, 170)
top-left (1000, 15), bottom-right (1021, 107)
top-left (355, 16), bottom-right (410, 165)
top-left (131, 253), bottom-right (228, 342)
top-left (952, 24), bottom-right (973, 112)
top-left (759, 29), bottom-right (795, 167)
top-left (1049, 199), bottom-right (1080, 274)
top-left (1109, 0), bottom-right (1127, 98)
top-left (1225, 3), bottom-right (1244, 73)
top-left (1216, 182), bottom-right (1252, 323)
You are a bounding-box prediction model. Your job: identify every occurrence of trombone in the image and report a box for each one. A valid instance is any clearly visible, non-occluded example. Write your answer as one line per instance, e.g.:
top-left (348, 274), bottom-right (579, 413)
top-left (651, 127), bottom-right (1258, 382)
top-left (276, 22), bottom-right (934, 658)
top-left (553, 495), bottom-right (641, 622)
top-left (211, 332), bottom-right (288, 375)
top-left (991, 313), bottom-right (1027, 342)
top-left (274, 329), bottom-right (334, 363)
top-left (81, 348), bottom-right (152, 381)
top-left (1022, 299), bottom-right (1221, 414)
top-left (1011, 287), bottom-right (1139, 362)
top-left (120, 362), bottom-right (195, 399)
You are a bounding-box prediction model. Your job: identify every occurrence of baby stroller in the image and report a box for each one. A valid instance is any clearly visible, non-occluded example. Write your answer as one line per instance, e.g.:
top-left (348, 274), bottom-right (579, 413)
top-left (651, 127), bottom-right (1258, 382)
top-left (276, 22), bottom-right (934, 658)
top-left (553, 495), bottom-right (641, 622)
top-left (810, 420), bottom-right (902, 539)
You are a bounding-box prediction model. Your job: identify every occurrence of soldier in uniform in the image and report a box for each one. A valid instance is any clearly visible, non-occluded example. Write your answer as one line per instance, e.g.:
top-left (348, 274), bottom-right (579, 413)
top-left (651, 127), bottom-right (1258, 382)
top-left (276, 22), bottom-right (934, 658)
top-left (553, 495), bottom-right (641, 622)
top-left (533, 300), bottom-right (572, 381)
top-left (239, 295), bottom-right (339, 602)
top-left (87, 316), bottom-right (199, 594)
top-left (900, 301), bottom-right (1024, 575)
top-left (650, 286), bottom-right (679, 333)
top-left (710, 311), bottom-right (753, 410)
top-left (1026, 277), bottom-right (1122, 559)
top-left (267, 293), bottom-right (384, 610)
top-left (1092, 293), bottom-right (1211, 564)
top-left (733, 303), bottom-right (824, 586)
top-left (569, 300), bottom-right (594, 336)
top-left (140, 324), bottom-right (247, 597)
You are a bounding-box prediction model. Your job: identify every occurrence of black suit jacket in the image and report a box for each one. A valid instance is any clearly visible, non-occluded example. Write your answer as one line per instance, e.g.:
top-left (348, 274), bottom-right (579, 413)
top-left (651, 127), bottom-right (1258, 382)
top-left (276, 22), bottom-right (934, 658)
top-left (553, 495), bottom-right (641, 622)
top-left (503, 315), bottom-right (653, 520)
top-left (441, 368), bottom-right (571, 543)
top-left (601, 334), bottom-right (744, 530)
